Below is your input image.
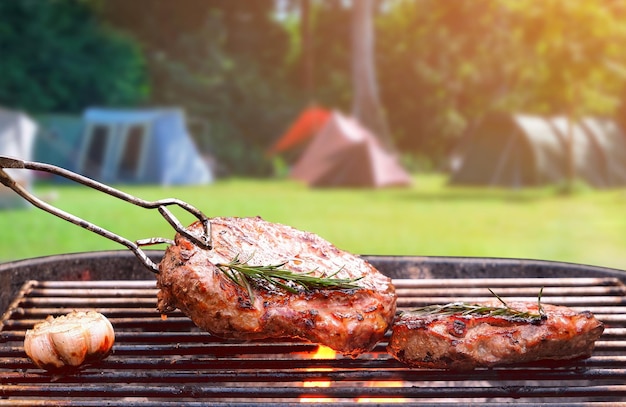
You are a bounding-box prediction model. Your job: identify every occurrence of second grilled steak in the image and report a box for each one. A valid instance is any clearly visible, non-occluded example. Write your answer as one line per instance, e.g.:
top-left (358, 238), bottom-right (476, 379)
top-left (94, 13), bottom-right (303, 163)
top-left (157, 216), bottom-right (397, 356)
top-left (388, 300), bottom-right (604, 370)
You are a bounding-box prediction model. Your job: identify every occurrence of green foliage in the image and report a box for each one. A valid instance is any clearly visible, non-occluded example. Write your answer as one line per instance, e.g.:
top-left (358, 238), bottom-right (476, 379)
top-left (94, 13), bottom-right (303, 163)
top-left (508, 0), bottom-right (626, 117)
top-left (0, 0), bottom-right (148, 114)
top-left (377, 0), bottom-right (507, 157)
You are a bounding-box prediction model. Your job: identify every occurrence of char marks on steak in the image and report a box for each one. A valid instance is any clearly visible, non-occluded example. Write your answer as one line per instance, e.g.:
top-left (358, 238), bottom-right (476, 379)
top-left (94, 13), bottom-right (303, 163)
top-left (157, 216), bottom-right (397, 356)
top-left (387, 300), bottom-right (604, 370)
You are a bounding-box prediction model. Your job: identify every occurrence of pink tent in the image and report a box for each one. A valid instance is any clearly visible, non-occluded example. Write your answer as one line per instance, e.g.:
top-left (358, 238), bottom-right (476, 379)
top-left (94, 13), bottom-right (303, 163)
top-left (290, 111), bottom-right (412, 188)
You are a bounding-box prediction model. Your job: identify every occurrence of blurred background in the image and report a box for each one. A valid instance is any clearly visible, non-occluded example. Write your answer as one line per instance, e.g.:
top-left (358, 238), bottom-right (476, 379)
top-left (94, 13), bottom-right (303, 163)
top-left (1, 0), bottom-right (626, 270)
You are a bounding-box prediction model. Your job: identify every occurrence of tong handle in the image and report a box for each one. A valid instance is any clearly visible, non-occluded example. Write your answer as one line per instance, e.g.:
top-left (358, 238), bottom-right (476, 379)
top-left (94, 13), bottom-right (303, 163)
top-left (0, 156), bottom-right (212, 273)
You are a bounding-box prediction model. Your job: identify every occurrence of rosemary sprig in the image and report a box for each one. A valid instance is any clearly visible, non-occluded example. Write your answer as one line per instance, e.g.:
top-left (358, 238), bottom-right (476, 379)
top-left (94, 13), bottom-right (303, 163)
top-left (215, 253), bottom-right (362, 299)
top-left (407, 288), bottom-right (547, 323)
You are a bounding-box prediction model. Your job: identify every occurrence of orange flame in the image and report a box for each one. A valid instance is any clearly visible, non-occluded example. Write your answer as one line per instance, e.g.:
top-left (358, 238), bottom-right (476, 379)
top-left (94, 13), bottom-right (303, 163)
top-left (299, 345), bottom-right (407, 403)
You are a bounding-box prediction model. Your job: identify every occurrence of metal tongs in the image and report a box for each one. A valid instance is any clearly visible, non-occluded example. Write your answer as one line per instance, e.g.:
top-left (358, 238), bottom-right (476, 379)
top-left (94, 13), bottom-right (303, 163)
top-left (0, 156), bottom-right (212, 273)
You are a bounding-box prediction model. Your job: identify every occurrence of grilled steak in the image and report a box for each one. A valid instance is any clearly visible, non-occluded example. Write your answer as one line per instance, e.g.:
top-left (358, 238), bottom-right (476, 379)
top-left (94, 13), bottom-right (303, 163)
top-left (388, 300), bottom-right (604, 370)
top-left (157, 216), bottom-right (397, 356)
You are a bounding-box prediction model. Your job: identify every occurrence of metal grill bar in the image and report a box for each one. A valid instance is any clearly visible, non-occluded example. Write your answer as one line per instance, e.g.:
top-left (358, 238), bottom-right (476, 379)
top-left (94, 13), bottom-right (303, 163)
top-left (2, 366), bottom-right (626, 383)
top-left (392, 277), bottom-right (623, 287)
top-left (2, 383), bottom-right (626, 399)
top-left (1, 277), bottom-right (625, 405)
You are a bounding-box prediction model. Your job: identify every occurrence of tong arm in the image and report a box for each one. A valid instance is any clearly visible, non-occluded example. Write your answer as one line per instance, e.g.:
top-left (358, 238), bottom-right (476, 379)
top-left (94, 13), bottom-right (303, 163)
top-left (0, 156), bottom-right (212, 273)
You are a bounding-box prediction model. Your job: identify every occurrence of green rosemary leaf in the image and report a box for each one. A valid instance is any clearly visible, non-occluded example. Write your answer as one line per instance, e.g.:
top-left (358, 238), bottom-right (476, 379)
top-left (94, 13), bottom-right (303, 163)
top-left (406, 288), bottom-right (547, 323)
top-left (215, 253), bottom-right (362, 299)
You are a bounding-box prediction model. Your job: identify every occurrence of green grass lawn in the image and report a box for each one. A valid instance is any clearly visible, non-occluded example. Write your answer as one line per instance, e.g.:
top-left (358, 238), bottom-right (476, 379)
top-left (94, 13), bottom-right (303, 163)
top-left (1, 173), bottom-right (626, 271)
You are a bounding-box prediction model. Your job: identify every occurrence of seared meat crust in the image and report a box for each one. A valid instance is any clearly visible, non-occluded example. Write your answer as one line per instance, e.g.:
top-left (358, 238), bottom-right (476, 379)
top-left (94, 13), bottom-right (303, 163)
top-left (157, 216), bottom-right (397, 356)
top-left (388, 301), bottom-right (604, 370)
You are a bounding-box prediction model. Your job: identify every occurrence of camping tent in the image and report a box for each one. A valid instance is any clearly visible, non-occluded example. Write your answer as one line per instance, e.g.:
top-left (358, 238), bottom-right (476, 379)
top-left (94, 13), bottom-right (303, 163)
top-left (290, 111), bottom-right (412, 188)
top-left (0, 108), bottom-right (37, 208)
top-left (580, 117), bottom-right (626, 186)
top-left (34, 114), bottom-right (84, 173)
top-left (449, 113), bottom-right (626, 188)
top-left (76, 108), bottom-right (213, 185)
top-left (267, 106), bottom-right (331, 158)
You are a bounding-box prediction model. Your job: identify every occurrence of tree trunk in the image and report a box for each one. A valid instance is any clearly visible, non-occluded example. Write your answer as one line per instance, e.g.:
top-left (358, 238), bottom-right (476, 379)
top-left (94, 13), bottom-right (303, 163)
top-left (300, 0), bottom-right (313, 97)
top-left (564, 85), bottom-right (579, 193)
top-left (565, 112), bottom-right (575, 192)
top-left (351, 0), bottom-right (394, 151)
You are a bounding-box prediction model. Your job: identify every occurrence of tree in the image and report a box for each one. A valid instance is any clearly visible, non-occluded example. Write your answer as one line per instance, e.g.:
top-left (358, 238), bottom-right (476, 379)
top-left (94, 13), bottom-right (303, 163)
top-left (300, 0), bottom-right (314, 96)
top-left (285, 0), bottom-right (352, 109)
top-left (509, 0), bottom-right (626, 189)
top-left (100, 0), bottom-right (294, 176)
top-left (377, 0), bottom-right (501, 160)
top-left (0, 0), bottom-right (147, 114)
top-left (282, 0), bottom-right (393, 149)
top-left (376, 0), bottom-right (626, 165)
top-left (350, 0), bottom-right (393, 150)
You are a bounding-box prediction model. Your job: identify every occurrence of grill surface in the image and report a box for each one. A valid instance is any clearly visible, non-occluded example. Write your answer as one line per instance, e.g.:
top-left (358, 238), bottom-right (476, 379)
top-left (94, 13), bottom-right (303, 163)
top-left (1, 253), bottom-right (626, 405)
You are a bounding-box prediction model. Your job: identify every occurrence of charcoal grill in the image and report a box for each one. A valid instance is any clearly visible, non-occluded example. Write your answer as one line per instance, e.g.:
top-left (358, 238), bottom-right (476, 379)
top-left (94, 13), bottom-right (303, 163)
top-left (1, 251), bottom-right (626, 405)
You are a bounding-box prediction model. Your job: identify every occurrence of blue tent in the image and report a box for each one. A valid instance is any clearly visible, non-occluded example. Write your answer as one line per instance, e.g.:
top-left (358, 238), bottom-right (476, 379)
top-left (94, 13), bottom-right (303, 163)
top-left (34, 114), bottom-right (84, 172)
top-left (77, 108), bottom-right (213, 185)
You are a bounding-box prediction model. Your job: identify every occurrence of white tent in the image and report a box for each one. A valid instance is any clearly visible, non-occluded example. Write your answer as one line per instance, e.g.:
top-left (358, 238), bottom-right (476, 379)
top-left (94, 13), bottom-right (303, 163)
top-left (0, 108), bottom-right (37, 208)
top-left (450, 113), bottom-right (626, 188)
top-left (77, 108), bottom-right (213, 185)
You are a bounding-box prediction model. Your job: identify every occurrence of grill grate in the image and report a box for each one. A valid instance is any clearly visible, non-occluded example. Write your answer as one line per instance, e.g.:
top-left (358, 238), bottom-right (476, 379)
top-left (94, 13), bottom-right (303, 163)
top-left (1, 277), bottom-right (626, 405)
